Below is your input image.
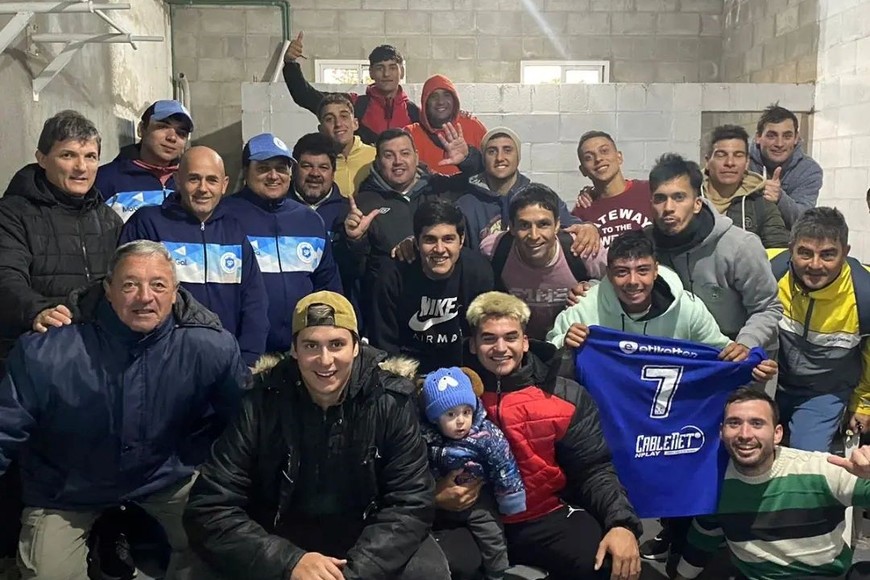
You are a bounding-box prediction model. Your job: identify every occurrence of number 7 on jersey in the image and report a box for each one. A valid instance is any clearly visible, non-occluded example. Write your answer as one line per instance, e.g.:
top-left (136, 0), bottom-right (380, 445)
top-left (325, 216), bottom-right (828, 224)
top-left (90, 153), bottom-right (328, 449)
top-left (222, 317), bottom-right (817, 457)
top-left (642, 366), bottom-right (684, 419)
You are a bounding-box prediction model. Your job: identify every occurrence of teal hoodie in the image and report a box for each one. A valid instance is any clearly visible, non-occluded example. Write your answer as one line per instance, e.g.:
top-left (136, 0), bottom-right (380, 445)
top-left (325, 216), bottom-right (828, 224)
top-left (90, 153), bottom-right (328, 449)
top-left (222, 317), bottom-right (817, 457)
top-left (547, 265), bottom-right (731, 350)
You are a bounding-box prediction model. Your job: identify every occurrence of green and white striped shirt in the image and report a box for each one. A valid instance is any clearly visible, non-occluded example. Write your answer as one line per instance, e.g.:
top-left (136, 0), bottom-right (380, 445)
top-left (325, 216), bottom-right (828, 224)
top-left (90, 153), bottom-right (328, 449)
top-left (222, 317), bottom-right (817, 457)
top-left (678, 446), bottom-right (870, 579)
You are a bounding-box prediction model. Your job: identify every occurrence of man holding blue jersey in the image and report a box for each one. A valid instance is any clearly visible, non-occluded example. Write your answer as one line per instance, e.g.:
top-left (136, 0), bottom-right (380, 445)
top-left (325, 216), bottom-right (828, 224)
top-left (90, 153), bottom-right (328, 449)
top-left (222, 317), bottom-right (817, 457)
top-left (223, 133), bottom-right (342, 354)
top-left (548, 230), bottom-right (777, 573)
top-left (548, 230), bottom-right (776, 382)
top-left (119, 146), bottom-right (269, 366)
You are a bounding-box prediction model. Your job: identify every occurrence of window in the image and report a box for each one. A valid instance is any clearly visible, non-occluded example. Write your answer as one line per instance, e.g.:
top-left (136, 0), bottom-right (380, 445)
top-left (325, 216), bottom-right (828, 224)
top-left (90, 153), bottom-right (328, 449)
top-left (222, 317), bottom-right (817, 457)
top-left (314, 59), bottom-right (407, 84)
top-left (521, 60), bottom-right (610, 84)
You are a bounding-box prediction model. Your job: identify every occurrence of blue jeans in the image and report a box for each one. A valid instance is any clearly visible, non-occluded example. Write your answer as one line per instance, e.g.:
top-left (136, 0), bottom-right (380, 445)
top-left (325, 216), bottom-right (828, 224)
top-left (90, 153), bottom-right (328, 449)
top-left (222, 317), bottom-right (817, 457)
top-left (777, 389), bottom-right (852, 452)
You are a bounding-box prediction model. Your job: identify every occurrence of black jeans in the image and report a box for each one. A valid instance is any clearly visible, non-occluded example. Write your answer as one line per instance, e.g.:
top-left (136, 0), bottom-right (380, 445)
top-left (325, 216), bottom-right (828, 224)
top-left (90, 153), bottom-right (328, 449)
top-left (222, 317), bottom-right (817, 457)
top-left (504, 506), bottom-right (607, 580)
top-left (433, 522), bottom-right (484, 580)
top-left (282, 514), bottom-right (451, 580)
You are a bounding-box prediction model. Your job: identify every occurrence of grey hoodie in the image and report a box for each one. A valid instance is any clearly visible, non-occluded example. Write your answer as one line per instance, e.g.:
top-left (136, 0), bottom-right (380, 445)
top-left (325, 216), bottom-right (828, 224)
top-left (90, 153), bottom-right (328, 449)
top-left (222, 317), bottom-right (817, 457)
top-left (749, 141), bottom-right (823, 229)
top-left (654, 201), bottom-right (783, 353)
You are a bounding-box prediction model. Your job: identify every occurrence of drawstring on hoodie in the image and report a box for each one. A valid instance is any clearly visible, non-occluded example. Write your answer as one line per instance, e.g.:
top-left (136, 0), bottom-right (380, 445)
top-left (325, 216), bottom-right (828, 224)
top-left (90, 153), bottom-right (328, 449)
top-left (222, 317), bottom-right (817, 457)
top-left (685, 253), bottom-right (695, 298)
top-left (619, 314), bottom-right (651, 335)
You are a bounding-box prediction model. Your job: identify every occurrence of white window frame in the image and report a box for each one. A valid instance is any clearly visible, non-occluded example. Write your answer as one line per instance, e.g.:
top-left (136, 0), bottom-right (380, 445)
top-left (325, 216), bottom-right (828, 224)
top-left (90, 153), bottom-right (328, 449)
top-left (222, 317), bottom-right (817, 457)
top-left (314, 59), bottom-right (407, 84)
top-left (520, 60), bottom-right (611, 84)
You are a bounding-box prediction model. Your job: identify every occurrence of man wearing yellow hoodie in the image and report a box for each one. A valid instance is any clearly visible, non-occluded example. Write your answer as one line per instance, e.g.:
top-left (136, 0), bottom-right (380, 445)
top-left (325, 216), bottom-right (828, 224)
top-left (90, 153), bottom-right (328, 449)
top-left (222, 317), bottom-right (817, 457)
top-left (317, 94), bottom-right (376, 198)
top-left (702, 125), bottom-right (789, 248)
top-left (405, 75), bottom-right (487, 176)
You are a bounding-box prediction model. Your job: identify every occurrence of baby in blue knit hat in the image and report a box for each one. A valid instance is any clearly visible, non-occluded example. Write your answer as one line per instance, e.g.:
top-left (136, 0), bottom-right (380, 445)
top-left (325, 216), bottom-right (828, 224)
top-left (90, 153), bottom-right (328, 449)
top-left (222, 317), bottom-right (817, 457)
top-left (421, 366), bottom-right (526, 580)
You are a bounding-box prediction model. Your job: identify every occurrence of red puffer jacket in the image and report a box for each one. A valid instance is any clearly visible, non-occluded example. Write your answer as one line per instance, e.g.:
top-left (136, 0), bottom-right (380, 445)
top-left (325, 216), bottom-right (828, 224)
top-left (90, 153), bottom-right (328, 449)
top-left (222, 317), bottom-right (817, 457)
top-left (467, 340), bottom-right (641, 533)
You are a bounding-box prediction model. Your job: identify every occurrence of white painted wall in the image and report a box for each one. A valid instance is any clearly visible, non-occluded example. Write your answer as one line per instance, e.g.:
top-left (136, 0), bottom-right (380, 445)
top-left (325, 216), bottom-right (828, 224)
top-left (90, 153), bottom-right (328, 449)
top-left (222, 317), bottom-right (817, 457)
top-left (0, 0), bottom-right (172, 190)
top-left (242, 81), bottom-right (813, 202)
top-left (813, 0), bottom-right (870, 261)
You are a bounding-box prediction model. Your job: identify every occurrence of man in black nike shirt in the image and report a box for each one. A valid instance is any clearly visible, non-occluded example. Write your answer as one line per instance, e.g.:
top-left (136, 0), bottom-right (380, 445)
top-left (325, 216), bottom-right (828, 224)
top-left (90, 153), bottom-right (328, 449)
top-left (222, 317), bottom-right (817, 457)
top-left (369, 200), bottom-right (494, 374)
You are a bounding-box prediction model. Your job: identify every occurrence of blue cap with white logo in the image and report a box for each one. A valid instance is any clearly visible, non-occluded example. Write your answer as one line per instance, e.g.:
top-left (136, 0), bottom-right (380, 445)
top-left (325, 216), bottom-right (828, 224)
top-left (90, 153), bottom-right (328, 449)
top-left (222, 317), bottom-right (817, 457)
top-left (147, 100), bottom-right (194, 132)
top-left (243, 133), bottom-right (294, 164)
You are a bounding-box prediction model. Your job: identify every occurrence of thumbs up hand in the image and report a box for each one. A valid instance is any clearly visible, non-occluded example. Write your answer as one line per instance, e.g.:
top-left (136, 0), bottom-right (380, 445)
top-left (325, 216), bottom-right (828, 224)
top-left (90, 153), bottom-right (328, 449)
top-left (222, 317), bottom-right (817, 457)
top-left (285, 31), bottom-right (305, 62)
top-left (763, 166), bottom-right (783, 203)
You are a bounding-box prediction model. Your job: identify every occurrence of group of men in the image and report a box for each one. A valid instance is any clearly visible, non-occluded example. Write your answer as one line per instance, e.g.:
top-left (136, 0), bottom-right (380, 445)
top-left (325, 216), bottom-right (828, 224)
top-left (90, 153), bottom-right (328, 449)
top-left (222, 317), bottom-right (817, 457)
top-left (1, 35), bottom-right (868, 580)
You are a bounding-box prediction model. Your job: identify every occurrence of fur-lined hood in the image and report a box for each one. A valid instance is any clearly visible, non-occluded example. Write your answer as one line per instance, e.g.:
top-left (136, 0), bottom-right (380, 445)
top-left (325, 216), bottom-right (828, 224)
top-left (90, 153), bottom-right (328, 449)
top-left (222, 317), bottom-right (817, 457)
top-left (250, 349), bottom-right (419, 380)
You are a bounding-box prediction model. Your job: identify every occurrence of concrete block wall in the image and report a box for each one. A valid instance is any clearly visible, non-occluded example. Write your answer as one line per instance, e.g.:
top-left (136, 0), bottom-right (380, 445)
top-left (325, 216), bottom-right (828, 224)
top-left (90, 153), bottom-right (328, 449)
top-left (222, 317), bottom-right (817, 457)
top-left (0, 1), bottom-right (172, 188)
top-left (288, 0), bottom-right (724, 84)
top-left (813, 0), bottom-right (870, 261)
top-left (242, 81), bottom-right (814, 202)
top-left (170, 5), bottom-right (287, 181)
top-left (719, 0), bottom-right (820, 83)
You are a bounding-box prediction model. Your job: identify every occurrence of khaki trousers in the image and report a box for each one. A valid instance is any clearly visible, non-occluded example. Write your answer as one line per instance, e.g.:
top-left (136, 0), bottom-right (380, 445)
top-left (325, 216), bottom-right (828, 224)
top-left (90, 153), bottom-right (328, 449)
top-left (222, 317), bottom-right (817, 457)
top-left (16, 474), bottom-right (196, 580)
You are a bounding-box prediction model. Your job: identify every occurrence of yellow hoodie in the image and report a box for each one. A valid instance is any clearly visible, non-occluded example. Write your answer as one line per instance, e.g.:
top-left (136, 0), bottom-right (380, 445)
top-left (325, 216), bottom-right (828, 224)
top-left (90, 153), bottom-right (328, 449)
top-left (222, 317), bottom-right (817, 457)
top-left (335, 136), bottom-right (375, 198)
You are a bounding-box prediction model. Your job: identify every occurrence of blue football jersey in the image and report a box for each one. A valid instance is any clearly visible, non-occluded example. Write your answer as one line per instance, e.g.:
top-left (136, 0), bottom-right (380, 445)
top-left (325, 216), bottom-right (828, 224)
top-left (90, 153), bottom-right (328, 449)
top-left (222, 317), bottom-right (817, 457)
top-left (575, 325), bottom-right (765, 518)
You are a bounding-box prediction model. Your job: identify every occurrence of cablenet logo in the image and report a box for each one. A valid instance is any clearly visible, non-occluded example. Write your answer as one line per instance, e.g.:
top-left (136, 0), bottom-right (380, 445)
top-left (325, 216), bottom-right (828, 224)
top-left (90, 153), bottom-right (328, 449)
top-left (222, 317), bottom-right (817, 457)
top-left (635, 425), bottom-right (705, 458)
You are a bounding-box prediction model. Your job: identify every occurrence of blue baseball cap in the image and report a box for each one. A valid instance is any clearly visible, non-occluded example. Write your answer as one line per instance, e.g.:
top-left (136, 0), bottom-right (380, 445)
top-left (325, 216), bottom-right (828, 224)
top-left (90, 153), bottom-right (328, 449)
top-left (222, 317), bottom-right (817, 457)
top-left (145, 100), bottom-right (194, 132)
top-left (243, 133), bottom-right (294, 164)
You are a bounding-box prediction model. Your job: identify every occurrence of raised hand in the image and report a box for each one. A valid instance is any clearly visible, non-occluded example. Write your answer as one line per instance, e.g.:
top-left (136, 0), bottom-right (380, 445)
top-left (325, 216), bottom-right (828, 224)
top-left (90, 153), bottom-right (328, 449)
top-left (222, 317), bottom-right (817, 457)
top-left (763, 166), bottom-right (782, 203)
top-left (437, 122), bottom-right (469, 166)
top-left (828, 445), bottom-right (870, 479)
top-left (284, 30), bottom-right (305, 62)
top-left (344, 195), bottom-right (380, 240)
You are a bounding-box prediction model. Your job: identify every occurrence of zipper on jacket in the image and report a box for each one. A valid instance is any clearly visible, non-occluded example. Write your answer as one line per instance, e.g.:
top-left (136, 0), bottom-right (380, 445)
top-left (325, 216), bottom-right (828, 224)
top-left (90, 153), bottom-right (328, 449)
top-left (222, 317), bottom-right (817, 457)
top-left (802, 296), bottom-right (816, 340)
top-left (496, 378), bottom-right (503, 426)
top-left (200, 222), bottom-right (208, 283)
top-left (76, 217), bottom-right (92, 282)
top-left (275, 214), bottom-right (283, 273)
top-left (275, 450), bottom-right (296, 529)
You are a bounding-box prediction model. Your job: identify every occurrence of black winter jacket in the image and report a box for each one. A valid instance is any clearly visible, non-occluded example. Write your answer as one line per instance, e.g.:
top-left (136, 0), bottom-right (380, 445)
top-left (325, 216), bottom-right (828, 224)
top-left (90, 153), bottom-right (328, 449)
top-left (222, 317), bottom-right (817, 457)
top-left (183, 346), bottom-right (434, 580)
top-left (0, 164), bottom-right (122, 365)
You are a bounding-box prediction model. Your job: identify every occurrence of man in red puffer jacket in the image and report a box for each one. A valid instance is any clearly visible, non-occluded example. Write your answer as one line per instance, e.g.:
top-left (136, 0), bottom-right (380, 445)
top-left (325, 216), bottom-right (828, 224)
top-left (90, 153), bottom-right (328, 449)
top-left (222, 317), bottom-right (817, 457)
top-left (442, 291), bottom-right (642, 580)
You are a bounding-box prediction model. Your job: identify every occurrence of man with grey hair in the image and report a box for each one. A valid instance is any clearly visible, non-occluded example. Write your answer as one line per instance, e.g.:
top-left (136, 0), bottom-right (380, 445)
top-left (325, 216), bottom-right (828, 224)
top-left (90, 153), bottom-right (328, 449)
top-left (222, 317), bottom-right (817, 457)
top-left (120, 146), bottom-right (269, 366)
top-left (0, 109), bottom-right (122, 574)
top-left (0, 240), bottom-right (247, 580)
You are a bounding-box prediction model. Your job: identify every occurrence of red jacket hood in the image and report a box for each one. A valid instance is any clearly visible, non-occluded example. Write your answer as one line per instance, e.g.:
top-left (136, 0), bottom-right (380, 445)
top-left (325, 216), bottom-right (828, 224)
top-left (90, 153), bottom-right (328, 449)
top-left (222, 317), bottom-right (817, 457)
top-left (420, 74), bottom-right (460, 132)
